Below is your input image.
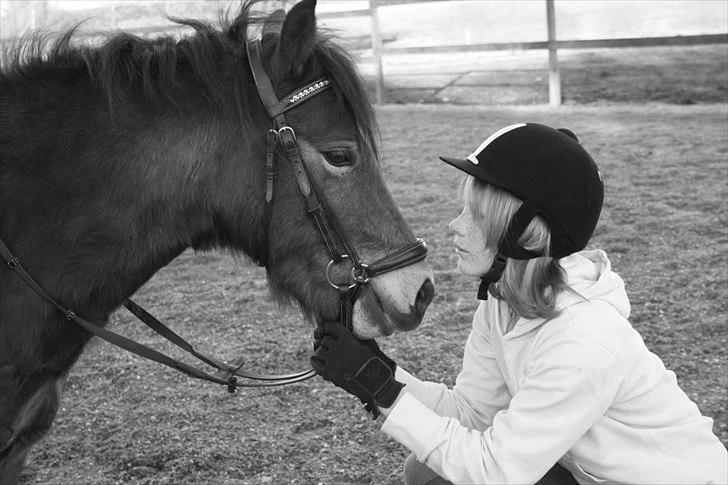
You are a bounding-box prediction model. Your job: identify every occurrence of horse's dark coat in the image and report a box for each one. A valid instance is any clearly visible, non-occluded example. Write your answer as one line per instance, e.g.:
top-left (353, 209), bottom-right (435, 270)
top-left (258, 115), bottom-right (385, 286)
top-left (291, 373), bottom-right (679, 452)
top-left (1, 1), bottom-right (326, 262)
top-left (0, 1), bottom-right (421, 481)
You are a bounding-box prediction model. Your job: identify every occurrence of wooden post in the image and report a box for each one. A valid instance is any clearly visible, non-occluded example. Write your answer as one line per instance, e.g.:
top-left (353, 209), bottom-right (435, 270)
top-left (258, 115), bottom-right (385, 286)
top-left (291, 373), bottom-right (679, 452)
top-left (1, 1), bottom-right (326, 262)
top-left (546, 0), bottom-right (561, 107)
top-left (369, 0), bottom-right (385, 105)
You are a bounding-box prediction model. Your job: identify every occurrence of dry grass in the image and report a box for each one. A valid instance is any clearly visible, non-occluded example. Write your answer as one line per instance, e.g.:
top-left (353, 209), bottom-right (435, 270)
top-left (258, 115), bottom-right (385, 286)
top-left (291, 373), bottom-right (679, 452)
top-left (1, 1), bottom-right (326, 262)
top-left (22, 104), bottom-right (727, 484)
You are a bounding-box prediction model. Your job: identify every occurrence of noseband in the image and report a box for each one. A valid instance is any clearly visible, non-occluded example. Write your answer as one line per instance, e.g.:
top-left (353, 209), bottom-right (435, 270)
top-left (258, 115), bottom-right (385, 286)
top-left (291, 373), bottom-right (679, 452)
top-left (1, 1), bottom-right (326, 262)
top-left (0, 38), bottom-right (427, 393)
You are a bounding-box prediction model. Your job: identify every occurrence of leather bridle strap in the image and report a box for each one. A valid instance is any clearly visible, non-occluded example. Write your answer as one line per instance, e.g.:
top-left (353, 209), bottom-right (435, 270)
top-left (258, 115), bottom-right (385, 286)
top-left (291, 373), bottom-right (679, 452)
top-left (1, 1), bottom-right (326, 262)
top-left (246, 39), bottom-right (428, 333)
top-left (366, 239), bottom-right (429, 276)
top-left (248, 40), bottom-right (332, 130)
top-left (122, 299), bottom-right (314, 382)
top-left (248, 40), bottom-right (355, 266)
top-left (0, 237), bottom-right (314, 391)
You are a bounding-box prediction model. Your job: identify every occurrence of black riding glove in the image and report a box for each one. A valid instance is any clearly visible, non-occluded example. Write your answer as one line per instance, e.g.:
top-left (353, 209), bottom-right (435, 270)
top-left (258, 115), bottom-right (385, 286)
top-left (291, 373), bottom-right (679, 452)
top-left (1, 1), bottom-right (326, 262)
top-left (313, 325), bottom-right (397, 372)
top-left (311, 322), bottom-right (404, 419)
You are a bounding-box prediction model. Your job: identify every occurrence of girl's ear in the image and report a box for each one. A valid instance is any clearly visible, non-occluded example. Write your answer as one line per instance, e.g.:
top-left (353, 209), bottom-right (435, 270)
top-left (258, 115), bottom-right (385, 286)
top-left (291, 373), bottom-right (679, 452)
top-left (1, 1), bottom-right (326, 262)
top-left (273, 0), bottom-right (317, 80)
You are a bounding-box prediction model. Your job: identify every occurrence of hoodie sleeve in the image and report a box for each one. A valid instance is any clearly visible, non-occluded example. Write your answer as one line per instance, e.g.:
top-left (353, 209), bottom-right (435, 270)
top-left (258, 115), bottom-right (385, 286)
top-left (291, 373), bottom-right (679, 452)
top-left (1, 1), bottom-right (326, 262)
top-left (393, 302), bottom-right (511, 430)
top-left (382, 331), bottom-right (624, 484)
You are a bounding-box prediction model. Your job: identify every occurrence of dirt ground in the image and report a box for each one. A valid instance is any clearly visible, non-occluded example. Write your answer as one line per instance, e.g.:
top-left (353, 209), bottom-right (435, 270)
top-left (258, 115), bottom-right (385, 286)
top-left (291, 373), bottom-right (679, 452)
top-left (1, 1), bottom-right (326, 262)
top-left (19, 102), bottom-right (727, 484)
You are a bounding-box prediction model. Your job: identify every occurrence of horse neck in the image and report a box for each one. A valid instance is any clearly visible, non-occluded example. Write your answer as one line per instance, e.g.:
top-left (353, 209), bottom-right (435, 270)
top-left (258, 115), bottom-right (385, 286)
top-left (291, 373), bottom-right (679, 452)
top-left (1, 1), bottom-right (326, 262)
top-left (2, 85), bottom-right (266, 319)
top-left (87, 102), bottom-right (268, 311)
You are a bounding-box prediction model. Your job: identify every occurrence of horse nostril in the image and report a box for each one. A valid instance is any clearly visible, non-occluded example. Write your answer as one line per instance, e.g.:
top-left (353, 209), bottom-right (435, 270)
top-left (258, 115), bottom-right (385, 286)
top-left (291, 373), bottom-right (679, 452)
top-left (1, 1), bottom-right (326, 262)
top-left (415, 278), bottom-right (435, 316)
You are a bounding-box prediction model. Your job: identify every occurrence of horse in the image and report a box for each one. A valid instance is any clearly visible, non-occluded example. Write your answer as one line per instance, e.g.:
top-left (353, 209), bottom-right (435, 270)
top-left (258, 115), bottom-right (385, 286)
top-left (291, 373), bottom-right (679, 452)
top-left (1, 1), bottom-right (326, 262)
top-left (0, 0), bottom-right (435, 481)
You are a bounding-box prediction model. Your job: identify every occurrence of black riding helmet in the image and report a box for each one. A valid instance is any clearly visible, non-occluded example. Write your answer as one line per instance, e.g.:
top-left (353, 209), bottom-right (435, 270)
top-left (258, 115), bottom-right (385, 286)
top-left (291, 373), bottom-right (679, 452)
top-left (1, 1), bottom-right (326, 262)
top-left (440, 123), bottom-right (604, 300)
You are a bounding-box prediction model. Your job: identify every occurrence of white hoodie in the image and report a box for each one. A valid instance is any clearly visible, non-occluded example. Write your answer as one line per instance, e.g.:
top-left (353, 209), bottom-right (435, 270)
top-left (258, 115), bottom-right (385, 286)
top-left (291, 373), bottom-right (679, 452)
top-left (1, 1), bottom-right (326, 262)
top-left (382, 250), bottom-right (728, 484)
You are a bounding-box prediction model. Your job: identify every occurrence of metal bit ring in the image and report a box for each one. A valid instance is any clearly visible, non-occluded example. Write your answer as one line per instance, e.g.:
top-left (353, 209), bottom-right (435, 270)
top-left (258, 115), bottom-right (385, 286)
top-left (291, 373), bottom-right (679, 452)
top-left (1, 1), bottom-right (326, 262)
top-left (325, 255), bottom-right (356, 290)
top-left (351, 263), bottom-right (370, 285)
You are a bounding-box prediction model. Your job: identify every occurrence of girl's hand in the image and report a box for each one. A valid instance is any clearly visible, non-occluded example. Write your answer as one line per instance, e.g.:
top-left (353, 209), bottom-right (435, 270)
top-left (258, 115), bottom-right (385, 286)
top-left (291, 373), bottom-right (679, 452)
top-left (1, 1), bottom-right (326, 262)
top-left (311, 322), bottom-right (404, 419)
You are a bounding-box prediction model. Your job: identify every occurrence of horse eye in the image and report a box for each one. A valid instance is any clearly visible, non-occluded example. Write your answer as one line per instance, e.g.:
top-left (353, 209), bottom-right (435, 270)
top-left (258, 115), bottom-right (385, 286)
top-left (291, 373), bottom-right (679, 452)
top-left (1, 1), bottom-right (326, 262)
top-left (323, 149), bottom-right (353, 167)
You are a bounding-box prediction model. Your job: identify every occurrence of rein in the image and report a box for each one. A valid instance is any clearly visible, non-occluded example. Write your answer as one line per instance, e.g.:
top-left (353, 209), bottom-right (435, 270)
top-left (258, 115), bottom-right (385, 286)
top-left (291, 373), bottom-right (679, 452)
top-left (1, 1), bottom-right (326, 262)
top-left (0, 38), bottom-right (427, 394)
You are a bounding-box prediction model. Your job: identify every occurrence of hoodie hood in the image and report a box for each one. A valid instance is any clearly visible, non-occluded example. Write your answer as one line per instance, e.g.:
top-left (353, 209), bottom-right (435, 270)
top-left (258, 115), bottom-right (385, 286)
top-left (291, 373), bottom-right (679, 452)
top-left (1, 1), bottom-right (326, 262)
top-left (555, 249), bottom-right (630, 318)
top-left (491, 250), bottom-right (631, 338)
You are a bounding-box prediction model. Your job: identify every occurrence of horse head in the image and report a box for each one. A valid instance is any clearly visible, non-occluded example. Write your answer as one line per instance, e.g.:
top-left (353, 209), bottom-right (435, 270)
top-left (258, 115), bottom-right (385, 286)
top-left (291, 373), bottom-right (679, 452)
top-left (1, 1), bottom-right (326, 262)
top-left (218, 0), bottom-right (435, 337)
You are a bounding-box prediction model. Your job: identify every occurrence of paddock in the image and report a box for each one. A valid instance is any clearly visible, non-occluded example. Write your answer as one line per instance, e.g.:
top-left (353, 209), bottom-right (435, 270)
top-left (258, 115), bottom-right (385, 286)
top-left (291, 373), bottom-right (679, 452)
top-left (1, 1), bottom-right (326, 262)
top-left (19, 103), bottom-right (727, 484)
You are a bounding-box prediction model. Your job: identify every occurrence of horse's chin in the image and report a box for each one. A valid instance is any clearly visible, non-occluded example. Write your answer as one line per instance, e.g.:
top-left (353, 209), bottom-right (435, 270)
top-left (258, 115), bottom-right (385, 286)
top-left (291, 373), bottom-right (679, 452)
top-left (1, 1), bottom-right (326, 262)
top-left (351, 289), bottom-right (396, 339)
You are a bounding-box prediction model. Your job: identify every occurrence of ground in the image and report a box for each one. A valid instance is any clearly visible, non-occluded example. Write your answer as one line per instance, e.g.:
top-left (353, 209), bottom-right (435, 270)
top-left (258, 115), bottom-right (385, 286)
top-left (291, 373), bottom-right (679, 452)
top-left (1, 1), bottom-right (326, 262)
top-left (20, 100), bottom-right (727, 483)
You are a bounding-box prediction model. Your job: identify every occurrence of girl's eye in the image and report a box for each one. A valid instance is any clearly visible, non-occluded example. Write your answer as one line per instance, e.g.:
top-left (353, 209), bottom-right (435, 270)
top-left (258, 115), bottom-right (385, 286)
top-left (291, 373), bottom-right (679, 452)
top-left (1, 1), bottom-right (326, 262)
top-left (323, 149), bottom-right (353, 167)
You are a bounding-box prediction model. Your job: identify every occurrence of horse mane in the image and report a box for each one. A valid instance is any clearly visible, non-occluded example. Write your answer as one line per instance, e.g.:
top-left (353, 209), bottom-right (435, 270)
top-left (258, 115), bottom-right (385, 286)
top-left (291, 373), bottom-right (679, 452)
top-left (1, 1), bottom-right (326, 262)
top-left (0, 1), bottom-right (378, 156)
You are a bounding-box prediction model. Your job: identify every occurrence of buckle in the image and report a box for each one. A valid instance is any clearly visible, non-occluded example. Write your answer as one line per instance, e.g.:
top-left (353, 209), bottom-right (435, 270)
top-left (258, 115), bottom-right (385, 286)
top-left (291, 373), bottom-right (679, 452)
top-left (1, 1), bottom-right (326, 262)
top-left (227, 375), bottom-right (237, 394)
top-left (277, 126), bottom-right (296, 143)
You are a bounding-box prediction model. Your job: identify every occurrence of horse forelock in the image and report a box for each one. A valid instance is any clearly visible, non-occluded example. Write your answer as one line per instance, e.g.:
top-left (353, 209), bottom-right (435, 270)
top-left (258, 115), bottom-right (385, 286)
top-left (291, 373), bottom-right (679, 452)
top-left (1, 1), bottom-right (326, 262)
top-left (312, 34), bottom-right (380, 162)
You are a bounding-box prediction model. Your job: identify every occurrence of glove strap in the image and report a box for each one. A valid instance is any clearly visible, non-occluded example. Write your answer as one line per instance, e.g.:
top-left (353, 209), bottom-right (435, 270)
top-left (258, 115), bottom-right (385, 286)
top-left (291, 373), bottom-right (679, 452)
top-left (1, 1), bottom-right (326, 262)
top-left (353, 356), bottom-right (394, 395)
top-left (350, 356), bottom-right (405, 419)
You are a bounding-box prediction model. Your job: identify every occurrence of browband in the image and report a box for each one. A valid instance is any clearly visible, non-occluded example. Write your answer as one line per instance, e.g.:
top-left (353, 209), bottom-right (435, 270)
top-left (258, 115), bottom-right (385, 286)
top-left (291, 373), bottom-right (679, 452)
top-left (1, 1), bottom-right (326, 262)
top-left (245, 40), bottom-right (332, 126)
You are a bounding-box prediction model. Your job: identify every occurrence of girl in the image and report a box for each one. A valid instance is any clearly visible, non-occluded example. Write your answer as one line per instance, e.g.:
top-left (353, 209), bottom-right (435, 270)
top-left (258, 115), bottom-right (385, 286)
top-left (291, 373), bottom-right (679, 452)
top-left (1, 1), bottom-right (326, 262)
top-left (311, 123), bottom-right (728, 484)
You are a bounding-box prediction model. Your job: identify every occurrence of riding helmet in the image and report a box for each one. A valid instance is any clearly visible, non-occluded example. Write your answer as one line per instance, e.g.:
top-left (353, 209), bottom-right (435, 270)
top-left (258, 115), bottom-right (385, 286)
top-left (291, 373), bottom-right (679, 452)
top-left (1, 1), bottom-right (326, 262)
top-left (439, 122), bottom-right (604, 299)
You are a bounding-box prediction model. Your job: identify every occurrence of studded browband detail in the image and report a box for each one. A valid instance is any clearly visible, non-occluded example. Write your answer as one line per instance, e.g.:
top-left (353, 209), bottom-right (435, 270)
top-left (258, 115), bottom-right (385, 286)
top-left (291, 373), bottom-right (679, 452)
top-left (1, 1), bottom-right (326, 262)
top-left (266, 77), bottom-right (332, 119)
top-left (285, 79), bottom-right (331, 105)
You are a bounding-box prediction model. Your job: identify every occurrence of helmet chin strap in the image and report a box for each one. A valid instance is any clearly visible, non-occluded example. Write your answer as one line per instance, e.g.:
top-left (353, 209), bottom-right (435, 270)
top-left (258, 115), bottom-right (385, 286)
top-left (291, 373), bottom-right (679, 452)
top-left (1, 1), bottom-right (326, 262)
top-left (478, 253), bottom-right (507, 299)
top-left (477, 200), bottom-right (544, 300)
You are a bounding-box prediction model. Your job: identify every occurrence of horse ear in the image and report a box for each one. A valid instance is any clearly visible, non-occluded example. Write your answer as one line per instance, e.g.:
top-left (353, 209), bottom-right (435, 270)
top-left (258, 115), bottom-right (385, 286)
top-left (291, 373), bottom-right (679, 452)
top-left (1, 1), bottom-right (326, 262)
top-left (275, 0), bottom-right (317, 80)
top-left (262, 9), bottom-right (285, 44)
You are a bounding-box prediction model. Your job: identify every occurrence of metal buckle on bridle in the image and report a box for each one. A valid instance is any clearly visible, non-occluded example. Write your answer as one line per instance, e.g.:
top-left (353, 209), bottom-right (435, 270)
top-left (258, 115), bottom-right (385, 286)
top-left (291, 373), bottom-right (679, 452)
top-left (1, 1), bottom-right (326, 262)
top-left (277, 126), bottom-right (296, 142)
top-left (225, 360), bottom-right (246, 394)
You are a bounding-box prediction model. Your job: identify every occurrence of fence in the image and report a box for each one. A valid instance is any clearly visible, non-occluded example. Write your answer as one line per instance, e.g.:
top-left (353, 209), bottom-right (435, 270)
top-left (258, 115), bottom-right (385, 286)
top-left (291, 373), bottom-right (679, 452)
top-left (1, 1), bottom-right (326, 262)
top-left (3, 0), bottom-right (726, 106)
top-left (364, 0), bottom-right (728, 106)
top-left (114, 0), bottom-right (728, 106)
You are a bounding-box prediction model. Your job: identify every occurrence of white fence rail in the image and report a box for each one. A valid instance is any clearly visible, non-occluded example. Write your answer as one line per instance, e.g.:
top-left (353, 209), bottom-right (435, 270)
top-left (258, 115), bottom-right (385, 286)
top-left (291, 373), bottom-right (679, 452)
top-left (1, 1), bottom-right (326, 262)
top-left (2, 0), bottom-right (726, 106)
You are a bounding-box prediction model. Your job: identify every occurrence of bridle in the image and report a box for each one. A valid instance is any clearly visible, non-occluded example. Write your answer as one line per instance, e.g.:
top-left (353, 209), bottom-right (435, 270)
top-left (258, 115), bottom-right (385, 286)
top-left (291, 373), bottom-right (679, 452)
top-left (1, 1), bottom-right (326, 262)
top-left (0, 38), bottom-right (427, 393)
top-left (246, 39), bottom-right (427, 330)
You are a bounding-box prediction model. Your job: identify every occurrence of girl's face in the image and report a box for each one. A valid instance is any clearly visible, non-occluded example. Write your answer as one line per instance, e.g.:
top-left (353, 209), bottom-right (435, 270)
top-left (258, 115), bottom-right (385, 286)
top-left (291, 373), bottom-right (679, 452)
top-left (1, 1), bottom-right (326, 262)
top-left (448, 200), bottom-right (495, 277)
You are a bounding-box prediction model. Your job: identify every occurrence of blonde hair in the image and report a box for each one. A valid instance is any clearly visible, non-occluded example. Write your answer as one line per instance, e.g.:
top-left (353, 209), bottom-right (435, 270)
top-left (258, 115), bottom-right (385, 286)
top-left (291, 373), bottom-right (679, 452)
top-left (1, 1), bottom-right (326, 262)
top-left (463, 176), bottom-right (567, 320)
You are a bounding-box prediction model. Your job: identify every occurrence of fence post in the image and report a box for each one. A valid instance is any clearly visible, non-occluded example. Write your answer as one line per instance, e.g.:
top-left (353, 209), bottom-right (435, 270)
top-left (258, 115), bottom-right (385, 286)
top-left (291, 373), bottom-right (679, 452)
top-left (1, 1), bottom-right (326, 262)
top-left (546, 0), bottom-right (561, 107)
top-left (369, 0), bottom-right (385, 105)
